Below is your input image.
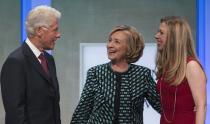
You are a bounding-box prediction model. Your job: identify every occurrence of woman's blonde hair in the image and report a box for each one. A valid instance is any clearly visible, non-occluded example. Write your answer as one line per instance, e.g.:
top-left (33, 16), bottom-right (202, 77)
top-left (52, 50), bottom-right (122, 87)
top-left (109, 25), bottom-right (144, 63)
top-left (156, 16), bottom-right (198, 85)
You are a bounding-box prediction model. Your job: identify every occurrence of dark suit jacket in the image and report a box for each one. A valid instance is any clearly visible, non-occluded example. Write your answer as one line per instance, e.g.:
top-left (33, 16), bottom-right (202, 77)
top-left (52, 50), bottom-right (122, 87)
top-left (0, 42), bottom-right (61, 124)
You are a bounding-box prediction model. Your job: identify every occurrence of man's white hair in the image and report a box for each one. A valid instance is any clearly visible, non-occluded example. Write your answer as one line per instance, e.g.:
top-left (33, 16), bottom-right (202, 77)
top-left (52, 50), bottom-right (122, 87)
top-left (26, 5), bottom-right (61, 37)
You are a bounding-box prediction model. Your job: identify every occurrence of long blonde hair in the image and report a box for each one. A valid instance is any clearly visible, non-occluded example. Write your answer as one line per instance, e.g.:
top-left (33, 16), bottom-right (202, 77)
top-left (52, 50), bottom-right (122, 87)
top-left (156, 16), bottom-right (197, 85)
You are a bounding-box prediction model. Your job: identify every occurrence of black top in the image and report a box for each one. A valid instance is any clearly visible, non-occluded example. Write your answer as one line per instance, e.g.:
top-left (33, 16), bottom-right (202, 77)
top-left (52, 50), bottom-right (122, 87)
top-left (71, 62), bottom-right (160, 124)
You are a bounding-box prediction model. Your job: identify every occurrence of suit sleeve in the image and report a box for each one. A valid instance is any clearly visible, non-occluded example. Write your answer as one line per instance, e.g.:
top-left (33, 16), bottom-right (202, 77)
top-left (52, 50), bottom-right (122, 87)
top-left (0, 57), bottom-right (27, 124)
top-left (70, 68), bottom-right (96, 124)
top-left (144, 69), bottom-right (161, 113)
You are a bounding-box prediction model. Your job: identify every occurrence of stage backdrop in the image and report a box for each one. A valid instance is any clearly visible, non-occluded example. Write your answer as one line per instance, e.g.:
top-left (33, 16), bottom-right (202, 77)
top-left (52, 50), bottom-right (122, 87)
top-left (80, 43), bottom-right (159, 124)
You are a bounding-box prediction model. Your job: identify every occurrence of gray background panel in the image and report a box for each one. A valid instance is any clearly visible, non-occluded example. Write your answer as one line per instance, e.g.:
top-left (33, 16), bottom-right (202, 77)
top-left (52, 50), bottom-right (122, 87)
top-left (0, 0), bottom-right (195, 124)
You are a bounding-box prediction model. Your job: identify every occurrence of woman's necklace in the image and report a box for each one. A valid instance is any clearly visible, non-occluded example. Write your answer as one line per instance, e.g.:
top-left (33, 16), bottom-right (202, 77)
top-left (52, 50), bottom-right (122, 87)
top-left (160, 79), bottom-right (178, 123)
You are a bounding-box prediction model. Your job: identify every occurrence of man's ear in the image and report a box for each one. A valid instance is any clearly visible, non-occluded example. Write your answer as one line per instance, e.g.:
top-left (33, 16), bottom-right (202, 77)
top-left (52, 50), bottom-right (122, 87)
top-left (35, 27), bottom-right (43, 37)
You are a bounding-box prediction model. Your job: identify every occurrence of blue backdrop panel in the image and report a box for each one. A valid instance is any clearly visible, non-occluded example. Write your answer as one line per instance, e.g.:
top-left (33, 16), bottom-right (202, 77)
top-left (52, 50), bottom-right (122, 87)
top-left (196, 0), bottom-right (210, 123)
top-left (21, 0), bottom-right (51, 43)
top-left (205, 0), bottom-right (210, 123)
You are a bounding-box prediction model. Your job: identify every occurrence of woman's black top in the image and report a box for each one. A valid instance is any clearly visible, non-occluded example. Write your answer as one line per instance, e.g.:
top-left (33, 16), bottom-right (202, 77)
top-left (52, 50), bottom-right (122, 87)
top-left (71, 62), bottom-right (160, 124)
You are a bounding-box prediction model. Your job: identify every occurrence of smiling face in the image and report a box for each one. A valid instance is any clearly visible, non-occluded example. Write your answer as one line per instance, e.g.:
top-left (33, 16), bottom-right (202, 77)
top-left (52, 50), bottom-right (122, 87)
top-left (39, 17), bottom-right (61, 51)
top-left (155, 22), bottom-right (168, 51)
top-left (107, 31), bottom-right (128, 63)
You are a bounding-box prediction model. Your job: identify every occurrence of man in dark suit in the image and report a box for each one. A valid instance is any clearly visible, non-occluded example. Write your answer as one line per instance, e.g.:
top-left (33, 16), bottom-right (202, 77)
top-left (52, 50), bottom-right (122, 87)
top-left (0, 5), bottom-right (61, 124)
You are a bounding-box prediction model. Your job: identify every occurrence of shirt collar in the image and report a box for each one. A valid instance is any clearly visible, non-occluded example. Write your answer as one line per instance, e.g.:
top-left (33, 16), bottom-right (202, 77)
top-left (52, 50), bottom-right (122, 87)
top-left (25, 38), bottom-right (42, 58)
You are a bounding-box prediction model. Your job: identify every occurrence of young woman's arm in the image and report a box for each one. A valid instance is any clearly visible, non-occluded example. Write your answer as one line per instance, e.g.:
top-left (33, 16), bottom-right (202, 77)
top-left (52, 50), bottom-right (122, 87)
top-left (186, 60), bottom-right (207, 124)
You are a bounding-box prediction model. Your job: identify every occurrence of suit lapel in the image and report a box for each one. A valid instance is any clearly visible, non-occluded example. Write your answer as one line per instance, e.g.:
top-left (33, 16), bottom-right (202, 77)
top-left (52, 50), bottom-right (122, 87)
top-left (44, 53), bottom-right (59, 91)
top-left (22, 43), bottom-right (51, 83)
